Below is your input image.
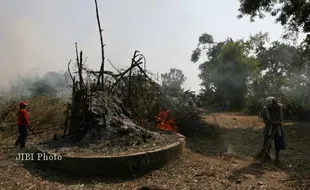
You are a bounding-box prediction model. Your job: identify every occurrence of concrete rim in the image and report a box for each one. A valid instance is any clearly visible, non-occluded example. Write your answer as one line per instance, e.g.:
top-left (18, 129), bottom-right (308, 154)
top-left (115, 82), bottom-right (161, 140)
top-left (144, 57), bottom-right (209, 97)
top-left (36, 133), bottom-right (185, 158)
top-left (34, 133), bottom-right (186, 177)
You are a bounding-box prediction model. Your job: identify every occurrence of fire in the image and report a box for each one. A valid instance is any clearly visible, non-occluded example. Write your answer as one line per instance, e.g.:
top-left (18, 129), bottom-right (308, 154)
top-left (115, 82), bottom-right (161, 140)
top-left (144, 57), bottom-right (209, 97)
top-left (156, 110), bottom-right (177, 131)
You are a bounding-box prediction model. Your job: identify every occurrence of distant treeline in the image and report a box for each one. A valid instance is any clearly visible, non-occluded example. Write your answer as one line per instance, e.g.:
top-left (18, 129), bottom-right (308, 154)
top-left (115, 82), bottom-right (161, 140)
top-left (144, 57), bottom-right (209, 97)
top-left (191, 32), bottom-right (310, 115)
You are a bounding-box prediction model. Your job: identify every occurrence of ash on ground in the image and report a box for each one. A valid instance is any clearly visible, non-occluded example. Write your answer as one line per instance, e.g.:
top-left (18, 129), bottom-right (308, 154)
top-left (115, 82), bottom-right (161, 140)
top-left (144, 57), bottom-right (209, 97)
top-left (37, 92), bottom-right (181, 156)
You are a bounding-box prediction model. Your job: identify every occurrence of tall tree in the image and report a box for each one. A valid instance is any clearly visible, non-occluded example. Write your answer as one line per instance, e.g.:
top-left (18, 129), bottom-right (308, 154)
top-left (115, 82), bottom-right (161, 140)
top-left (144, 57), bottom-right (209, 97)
top-left (237, 0), bottom-right (310, 49)
top-left (246, 38), bottom-right (299, 107)
top-left (191, 33), bottom-right (259, 109)
top-left (260, 42), bottom-right (297, 95)
top-left (284, 46), bottom-right (310, 105)
top-left (161, 68), bottom-right (186, 92)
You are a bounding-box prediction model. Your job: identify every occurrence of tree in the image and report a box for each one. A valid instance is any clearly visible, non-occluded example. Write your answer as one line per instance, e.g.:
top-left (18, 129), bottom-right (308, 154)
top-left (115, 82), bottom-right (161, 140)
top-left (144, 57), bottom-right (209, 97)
top-left (237, 0), bottom-right (310, 49)
top-left (260, 42), bottom-right (297, 95)
top-left (191, 33), bottom-right (214, 63)
top-left (43, 71), bottom-right (71, 89)
top-left (284, 46), bottom-right (310, 106)
top-left (28, 79), bottom-right (58, 96)
top-left (10, 71), bottom-right (72, 98)
top-left (191, 32), bottom-right (310, 111)
top-left (42, 71), bottom-right (72, 96)
top-left (244, 32), bottom-right (310, 110)
top-left (245, 35), bottom-right (299, 107)
top-left (161, 68), bottom-right (186, 93)
top-left (191, 33), bottom-right (259, 109)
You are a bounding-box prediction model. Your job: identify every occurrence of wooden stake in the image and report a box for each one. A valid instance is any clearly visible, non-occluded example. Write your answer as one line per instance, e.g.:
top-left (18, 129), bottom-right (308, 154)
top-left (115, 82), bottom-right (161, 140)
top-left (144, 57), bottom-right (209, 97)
top-left (94, 0), bottom-right (105, 90)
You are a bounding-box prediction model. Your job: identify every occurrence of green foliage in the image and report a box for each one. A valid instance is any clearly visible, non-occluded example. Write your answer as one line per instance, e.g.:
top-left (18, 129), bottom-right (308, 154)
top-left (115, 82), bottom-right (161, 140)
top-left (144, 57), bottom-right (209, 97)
top-left (191, 34), bottom-right (259, 109)
top-left (191, 33), bottom-right (215, 63)
top-left (237, 0), bottom-right (310, 49)
top-left (244, 32), bottom-right (269, 56)
top-left (192, 31), bottom-right (310, 113)
top-left (161, 68), bottom-right (186, 93)
top-left (255, 41), bottom-right (297, 98)
top-left (198, 33), bottom-right (214, 45)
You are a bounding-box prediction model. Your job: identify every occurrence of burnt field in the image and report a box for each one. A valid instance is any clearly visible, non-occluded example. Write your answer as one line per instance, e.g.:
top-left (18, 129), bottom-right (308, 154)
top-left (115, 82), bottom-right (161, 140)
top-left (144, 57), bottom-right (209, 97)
top-left (0, 111), bottom-right (309, 190)
top-left (1, 0), bottom-right (310, 189)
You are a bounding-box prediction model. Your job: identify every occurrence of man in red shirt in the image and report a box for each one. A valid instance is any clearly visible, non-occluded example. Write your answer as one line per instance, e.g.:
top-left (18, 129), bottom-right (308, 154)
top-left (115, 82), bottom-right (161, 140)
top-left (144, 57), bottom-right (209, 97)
top-left (14, 101), bottom-right (30, 148)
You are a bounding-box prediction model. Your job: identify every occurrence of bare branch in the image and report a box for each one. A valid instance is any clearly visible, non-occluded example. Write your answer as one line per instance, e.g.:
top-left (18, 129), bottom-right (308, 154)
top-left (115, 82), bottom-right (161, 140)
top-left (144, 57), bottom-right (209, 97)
top-left (94, 0), bottom-right (105, 90)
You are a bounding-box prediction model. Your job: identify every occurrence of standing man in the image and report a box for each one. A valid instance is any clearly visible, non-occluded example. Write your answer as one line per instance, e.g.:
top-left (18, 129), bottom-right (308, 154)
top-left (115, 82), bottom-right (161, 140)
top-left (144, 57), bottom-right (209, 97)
top-left (15, 101), bottom-right (30, 148)
top-left (261, 97), bottom-right (286, 164)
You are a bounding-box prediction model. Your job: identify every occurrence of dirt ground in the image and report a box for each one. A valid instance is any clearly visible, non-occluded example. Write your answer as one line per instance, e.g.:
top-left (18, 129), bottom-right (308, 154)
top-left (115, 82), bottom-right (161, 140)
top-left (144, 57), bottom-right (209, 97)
top-left (1, 111), bottom-right (310, 190)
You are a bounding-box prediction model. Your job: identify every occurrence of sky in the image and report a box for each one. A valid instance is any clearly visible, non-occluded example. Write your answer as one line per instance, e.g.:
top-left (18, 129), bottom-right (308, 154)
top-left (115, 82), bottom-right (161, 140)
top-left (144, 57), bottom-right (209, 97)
top-left (0, 0), bottom-right (291, 93)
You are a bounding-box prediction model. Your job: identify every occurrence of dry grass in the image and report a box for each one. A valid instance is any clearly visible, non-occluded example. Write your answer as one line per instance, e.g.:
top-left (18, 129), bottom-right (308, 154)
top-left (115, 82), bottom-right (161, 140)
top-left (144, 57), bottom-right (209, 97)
top-left (1, 109), bottom-right (310, 189)
top-left (0, 95), bottom-right (66, 141)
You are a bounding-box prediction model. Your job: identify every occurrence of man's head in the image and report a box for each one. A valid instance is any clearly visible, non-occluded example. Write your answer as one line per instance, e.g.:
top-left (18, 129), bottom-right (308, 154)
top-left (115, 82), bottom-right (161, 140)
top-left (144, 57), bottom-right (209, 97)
top-left (19, 101), bottom-right (28, 109)
top-left (287, 103), bottom-right (292, 109)
top-left (266, 96), bottom-right (277, 108)
top-left (271, 98), bottom-right (278, 107)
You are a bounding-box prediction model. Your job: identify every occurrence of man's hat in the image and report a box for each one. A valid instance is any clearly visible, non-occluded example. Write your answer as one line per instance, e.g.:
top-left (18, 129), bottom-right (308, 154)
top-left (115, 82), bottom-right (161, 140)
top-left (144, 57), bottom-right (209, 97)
top-left (19, 101), bottom-right (28, 106)
top-left (266, 96), bottom-right (276, 106)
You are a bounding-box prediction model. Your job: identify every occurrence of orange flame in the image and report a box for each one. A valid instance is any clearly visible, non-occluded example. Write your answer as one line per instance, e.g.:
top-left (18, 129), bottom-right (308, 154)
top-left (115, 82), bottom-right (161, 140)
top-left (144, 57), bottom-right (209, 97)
top-left (156, 110), bottom-right (177, 131)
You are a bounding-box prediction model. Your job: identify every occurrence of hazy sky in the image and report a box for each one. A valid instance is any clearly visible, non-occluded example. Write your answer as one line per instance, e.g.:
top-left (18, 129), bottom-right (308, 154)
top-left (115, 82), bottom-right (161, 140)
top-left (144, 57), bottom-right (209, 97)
top-left (0, 0), bottom-right (288, 92)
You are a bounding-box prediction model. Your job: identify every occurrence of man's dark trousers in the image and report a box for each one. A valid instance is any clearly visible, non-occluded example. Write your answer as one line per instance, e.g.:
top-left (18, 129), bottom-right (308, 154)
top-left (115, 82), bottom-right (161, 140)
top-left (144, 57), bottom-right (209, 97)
top-left (15, 125), bottom-right (28, 148)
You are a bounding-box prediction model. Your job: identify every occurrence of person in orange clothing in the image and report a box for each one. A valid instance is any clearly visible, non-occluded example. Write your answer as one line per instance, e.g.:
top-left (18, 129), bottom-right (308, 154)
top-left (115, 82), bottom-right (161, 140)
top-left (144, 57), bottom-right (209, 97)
top-left (14, 101), bottom-right (30, 148)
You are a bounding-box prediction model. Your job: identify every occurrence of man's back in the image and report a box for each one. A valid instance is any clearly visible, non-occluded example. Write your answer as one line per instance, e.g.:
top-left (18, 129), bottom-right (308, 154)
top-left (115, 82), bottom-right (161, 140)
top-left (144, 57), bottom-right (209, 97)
top-left (263, 104), bottom-right (284, 121)
top-left (262, 103), bottom-right (285, 137)
top-left (18, 109), bottom-right (29, 126)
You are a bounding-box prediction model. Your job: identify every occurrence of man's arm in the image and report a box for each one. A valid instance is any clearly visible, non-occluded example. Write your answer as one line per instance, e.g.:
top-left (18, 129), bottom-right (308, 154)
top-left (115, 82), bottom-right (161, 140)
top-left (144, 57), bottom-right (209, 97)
top-left (261, 108), bottom-right (270, 123)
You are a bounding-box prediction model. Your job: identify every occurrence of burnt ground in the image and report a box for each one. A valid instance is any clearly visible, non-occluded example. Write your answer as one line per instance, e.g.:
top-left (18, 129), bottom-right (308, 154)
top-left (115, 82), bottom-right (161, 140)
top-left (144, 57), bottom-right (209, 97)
top-left (37, 127), bottom-right (181, 157)
top-left (0, 111), bottom-right (310, 190)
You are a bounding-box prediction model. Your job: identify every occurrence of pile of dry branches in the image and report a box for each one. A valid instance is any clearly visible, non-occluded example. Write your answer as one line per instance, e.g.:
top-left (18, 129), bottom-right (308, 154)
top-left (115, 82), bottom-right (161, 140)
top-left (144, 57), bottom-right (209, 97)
top-left (65, 44), bottom-right (156, 137)
top-left (37, 0), bottom-right (210, 144)
top-left (64, 38), bottom-right (210, 140)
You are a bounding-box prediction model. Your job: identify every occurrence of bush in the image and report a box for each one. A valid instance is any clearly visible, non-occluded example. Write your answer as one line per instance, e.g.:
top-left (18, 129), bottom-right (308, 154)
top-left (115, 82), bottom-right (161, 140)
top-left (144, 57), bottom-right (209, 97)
top-left (0, 95), bottom-right (66, 128)
top-left (28, 80), bottom-right (58, 96)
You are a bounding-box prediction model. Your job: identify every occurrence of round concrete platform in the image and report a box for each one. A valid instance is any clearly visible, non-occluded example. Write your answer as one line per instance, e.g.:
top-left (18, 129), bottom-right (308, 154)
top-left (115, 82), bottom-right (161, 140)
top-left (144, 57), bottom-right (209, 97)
top-left (34, 133), bottom-right (185, 177)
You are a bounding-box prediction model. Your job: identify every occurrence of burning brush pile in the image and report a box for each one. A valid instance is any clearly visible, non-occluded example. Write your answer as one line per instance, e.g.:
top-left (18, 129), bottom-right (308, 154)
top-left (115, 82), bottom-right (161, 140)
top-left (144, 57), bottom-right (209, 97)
top-left (39, 91), bottom-right (180, 156)
top-left (37, 48), bottom-right (191, 156)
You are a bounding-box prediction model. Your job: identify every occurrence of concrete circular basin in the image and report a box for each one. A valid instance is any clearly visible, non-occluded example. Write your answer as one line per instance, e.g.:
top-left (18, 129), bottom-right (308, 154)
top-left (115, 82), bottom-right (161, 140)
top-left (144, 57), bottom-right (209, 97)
top-left (34, 133), bottom-right (185, 177)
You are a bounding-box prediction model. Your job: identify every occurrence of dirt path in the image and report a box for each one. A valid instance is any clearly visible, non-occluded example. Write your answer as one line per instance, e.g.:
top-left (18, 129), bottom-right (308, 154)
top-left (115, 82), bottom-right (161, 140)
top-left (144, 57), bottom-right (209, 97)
top-left (0, 112), bottom-right (309, 189)
top-left (193, 112), bottom-right (310, 189)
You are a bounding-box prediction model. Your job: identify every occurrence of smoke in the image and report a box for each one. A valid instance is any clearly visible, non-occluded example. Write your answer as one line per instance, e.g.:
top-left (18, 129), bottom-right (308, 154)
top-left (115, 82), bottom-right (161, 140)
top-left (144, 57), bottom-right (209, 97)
top-left (0, 15), bottom-right (46, 90)
top-left (284, 67), bottom-right (310, 105)
top-left (7, 71), bottom-right (72, 99)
